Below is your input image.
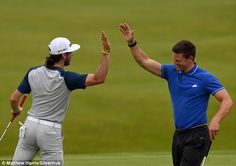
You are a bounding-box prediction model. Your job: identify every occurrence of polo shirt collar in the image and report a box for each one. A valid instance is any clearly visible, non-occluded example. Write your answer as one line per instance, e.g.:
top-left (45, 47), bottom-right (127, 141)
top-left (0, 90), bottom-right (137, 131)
top-left (177, 64), bottom-right (198, 75)
top-left (46, 66), bottom-right (64, 72)
top-left (45, 66), bottom-right (65, 76)
top-left (186, 64), bottom-right (198, 75)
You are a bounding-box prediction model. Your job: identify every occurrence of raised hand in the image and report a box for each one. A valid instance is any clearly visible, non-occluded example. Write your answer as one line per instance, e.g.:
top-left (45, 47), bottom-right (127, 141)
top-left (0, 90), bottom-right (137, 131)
top-left (100, 31), bottom-right (111, 54)
top-left (119, 23), bottom-right (135, 44)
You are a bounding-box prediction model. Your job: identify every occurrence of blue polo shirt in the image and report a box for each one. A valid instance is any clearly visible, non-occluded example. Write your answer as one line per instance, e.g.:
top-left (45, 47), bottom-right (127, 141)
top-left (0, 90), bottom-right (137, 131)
top-left (162, 64), bottom-right (224, 129)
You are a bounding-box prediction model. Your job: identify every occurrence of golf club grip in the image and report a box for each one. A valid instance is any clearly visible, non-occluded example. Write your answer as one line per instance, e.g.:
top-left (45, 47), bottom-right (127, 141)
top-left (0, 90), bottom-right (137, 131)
top-left (10, 95), bottom-right (27, 122)
top-left (205, 140), bottom-right (212, 157)
top-left (19, 95), bottom-right (27, 107)
top-left (10, 115), bottom-right (17, 122)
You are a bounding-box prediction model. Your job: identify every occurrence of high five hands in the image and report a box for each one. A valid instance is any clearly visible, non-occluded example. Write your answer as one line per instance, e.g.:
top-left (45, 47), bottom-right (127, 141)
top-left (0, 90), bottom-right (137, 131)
top-left (119, 23), bottom-right (136, 45)
top-left (100, 32), bottom-right (111, 55)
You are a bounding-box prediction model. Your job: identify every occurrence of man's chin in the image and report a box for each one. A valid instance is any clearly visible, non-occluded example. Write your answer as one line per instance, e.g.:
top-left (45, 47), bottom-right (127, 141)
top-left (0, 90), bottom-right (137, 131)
top-left (175, 66), bottom-right (181, 71)
top-left (64, 61), bottom-right (71, 66)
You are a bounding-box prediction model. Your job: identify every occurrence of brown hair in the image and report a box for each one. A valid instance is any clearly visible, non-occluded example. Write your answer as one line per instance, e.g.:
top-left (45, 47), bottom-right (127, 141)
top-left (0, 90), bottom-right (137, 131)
top-left (172, 40), bottom-right (196, 61)
top-left (45, 54), bottom-right (62, 67)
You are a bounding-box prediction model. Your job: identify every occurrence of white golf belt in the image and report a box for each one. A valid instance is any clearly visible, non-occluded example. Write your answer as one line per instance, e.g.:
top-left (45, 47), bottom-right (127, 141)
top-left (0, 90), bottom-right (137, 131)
top-left (27, 116), bottom-right (61, 129)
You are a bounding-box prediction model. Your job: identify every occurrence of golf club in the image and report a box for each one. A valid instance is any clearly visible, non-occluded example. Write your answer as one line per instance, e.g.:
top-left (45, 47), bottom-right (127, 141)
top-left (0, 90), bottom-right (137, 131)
top-left (200, 140), bottom-right (212, 166)
top-left (0, 95), bottom-right (27, 142)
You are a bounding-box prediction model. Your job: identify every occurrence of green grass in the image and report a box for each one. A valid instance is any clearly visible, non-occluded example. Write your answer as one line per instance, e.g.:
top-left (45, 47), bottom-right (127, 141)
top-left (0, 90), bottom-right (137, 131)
top-left (0, 0), bottom-right (235, 155)
top-left (1, 151), bottom-right (236, 166)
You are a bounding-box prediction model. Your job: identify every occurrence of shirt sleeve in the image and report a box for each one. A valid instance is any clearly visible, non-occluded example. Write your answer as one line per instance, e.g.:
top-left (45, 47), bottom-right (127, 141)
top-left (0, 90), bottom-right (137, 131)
top-left (64, 71), bottom-right (88, 91)
top-left (17, 69), bottom-right (32, 94)
top-left (205, 73), bottom-right (224, 95)
top-left (161, 64), bottom-right (175, 80)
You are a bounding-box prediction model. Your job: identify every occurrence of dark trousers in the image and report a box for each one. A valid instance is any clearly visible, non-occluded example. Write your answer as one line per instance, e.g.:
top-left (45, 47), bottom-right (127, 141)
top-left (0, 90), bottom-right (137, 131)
top-left (172, 125), bottom-right (211, 166)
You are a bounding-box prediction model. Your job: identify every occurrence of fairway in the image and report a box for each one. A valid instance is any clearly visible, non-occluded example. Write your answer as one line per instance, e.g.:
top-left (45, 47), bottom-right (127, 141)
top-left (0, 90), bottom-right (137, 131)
top-left (0, 0), bottom-right (235, 158)
top-left (1, 151), bottom-right (236, 166)
top-left (65, 151), bottom-right (236, 166)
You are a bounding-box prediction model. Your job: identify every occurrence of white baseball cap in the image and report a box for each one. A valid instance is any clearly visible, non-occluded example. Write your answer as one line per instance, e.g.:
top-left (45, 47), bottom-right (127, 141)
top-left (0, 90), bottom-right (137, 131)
top-left (48, 37), bottom-right (80, 55)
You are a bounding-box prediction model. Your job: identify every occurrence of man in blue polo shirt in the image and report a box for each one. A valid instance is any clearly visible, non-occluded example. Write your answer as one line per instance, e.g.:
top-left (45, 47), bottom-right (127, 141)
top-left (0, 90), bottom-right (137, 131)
top-left (119, 23), bottom-right (233, 166)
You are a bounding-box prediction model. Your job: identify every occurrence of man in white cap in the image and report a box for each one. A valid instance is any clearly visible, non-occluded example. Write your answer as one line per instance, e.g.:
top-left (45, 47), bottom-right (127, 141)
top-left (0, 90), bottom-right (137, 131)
top-left (10, 32), bottom-right (111, 165)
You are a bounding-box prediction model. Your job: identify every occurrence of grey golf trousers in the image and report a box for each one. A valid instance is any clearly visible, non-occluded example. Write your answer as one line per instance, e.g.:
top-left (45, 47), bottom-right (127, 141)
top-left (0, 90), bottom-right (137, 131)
top-left (12, 118), bottom-right (63, 166)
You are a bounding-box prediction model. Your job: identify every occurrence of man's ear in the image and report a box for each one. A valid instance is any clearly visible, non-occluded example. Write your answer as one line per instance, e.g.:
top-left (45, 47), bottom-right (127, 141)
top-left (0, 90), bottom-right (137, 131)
top-left (61, 53), bottom-right (67, 59)
top-left (188, 55), bottom-right (194, 61)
